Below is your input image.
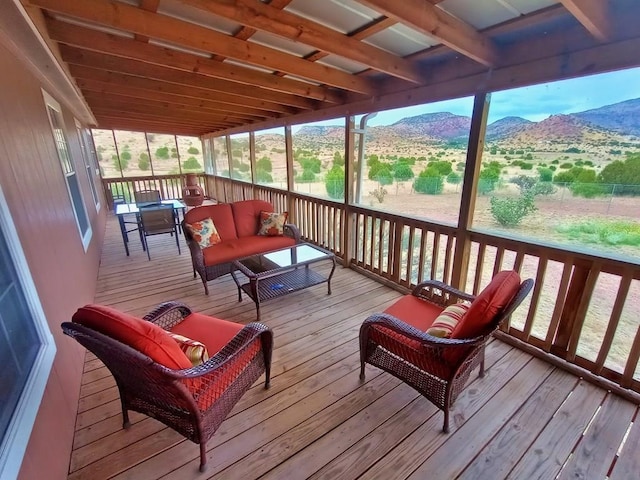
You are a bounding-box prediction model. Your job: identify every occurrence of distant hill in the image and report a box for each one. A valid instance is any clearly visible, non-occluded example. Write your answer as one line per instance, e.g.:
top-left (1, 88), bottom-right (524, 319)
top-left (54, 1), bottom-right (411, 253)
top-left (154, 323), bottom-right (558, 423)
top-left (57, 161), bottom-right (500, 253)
top-left (485, 116), bottom-right (533, 141)
top-left (289, 97), bottom-right (640, 147)
top-left (573, 98), bottom-right (640, 136)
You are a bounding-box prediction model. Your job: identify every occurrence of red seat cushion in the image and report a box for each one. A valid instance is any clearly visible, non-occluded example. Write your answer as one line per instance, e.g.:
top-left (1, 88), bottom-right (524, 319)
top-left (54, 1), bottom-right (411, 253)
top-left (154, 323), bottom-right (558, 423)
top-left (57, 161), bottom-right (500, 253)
top-left (231, 200), bottom-right (274, 238)
top-left (384, 295), bottom-right (444, 331)
top-left (169, 312), bottom-right (244, 355)
top-left (202, 235), bottom-right (296, 266)
top-left (72, 304), bottom-right (192, 370)
top-left (184, 204), bottom-right (238, 241)
top-left (453, 270), bottom-right (521, 339)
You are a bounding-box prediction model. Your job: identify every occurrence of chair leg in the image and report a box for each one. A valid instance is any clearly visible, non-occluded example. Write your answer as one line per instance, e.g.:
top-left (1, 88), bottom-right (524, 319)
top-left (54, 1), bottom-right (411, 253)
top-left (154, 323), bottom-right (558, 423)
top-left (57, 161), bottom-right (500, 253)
top-left (479, 346), bottom-right (486, 378)
top-left (144, 236), bottom-right (151, 261)
top-left (199, 442), bottom-right (207, 472)
top-left (121, 405), bottom-right (130, 429)
top-left (442, 409), bottom-right (450, 434)
top-left (359, 361), bottom-right (366, 381)
top-left (174, 227), bottom-right (181, 254)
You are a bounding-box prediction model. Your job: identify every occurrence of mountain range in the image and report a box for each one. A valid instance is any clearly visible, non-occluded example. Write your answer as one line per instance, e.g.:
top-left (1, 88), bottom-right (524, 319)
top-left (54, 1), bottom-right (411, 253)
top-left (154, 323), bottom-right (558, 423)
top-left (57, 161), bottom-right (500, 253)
top-left (293, 98), bottom-right (640, 144)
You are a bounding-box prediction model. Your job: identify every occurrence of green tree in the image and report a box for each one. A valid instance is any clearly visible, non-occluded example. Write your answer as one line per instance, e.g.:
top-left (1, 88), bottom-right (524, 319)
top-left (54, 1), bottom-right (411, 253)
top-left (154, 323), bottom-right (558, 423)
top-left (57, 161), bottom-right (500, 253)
top-left (597, 153), bottom-right (640, 195)
top-left (413, 167), bottom-right (443, 194)
top-left (325, 166), bottom-right (345, 199)
top-left (446, 172), bottom-right (462, 184)
top-left (187, 146), bottom-right (200, 155)
top-left (333, 151), bottom-right (345, 166)
top-left (537, 167), bottom-right (553, 182)
top-left (393, 163), bottom-right (414, 181)
top-left (478, 164), bottom-right (501, 194)
top-left (369, 163), bottom-right (393, 185)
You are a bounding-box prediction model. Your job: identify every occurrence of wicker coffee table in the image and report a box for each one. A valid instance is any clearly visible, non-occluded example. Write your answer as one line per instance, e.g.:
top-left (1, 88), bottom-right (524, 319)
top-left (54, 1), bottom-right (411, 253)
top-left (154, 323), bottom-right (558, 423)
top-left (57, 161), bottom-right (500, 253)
top-left (230, 243), bottom-right (336, 320)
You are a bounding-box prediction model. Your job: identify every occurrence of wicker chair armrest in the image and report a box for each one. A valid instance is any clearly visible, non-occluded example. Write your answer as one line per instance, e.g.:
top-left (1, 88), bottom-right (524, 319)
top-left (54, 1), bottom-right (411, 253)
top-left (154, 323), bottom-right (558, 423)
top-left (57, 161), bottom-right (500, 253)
top-left (284, 223), bottom-right (301, 242)
top-left (144, 301), bottom-right (193, 330)
top-left (362, 312), bottom-right (484, 347)
top-left (411, 279), bottom-right (475, 307)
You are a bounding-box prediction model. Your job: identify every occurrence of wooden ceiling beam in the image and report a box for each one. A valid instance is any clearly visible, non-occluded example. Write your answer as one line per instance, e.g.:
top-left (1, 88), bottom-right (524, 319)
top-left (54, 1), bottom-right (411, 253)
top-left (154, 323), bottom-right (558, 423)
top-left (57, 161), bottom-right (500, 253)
top-left (559, 0), bottom-right (612, 41)
top-left (45, 19), bottom-right (342, 104)
top-left (69, 65), bottom-right (300, 115)
top-left (77, 79), bottom-right (274, 119)
top-left (355, 0), bottom-right (499, 67)
top-left (82, 92), bottom-right (266, 122)
top-left (85, 96), bottom-right (262, 124)
top-left (94, 116), bottom-right (219, 135)
top-left (59, 45), bottom-right (318, 110)
top-left (30, 0), bottom-right (378, 94)
top-left (92, 110), bottom-right (235, 129)
top-left (184, 0), bottom-right (424, 84)
top-left (134, 0), bottom-right (160, 42)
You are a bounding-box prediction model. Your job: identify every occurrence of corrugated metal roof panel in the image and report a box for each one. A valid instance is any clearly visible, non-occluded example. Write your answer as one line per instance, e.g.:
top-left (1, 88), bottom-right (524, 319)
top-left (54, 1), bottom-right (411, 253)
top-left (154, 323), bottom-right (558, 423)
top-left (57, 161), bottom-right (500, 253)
top-left (316, 54), bottom-right (369, 74)
top-left (438, 0), bottom-right (520, 29)
top-left (158, 0), bottom-right (239, 34)
top-left (286, 0), bottom-right (378, 34)
top-left (365, 24), bottom-right (437, 57)
top-left (248, 31), bottom-right (316, 57)
top-left (501, 0), bottom-right (559, 15)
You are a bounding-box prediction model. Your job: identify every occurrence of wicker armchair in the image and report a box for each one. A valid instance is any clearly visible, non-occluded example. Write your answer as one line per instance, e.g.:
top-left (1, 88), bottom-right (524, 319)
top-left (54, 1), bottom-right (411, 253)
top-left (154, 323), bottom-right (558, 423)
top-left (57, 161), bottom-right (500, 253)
top-left (61, 301), bottom-right (273, 472)
top-left (360, 272), bottom-right (533, 433)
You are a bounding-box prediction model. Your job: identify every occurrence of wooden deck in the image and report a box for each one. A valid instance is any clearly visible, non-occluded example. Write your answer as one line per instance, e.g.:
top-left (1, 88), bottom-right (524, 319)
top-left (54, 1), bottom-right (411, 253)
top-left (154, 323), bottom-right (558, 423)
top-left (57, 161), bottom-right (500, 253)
top-left (68, 215), bottom-right (640, 480)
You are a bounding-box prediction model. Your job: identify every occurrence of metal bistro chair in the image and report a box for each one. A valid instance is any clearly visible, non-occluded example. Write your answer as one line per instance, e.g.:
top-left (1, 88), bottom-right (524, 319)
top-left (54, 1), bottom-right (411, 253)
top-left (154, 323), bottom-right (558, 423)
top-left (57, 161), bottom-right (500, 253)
top-left (138, 204), bottom-right (181, 260)
top-left (134, 189), bottom-right (161, 206)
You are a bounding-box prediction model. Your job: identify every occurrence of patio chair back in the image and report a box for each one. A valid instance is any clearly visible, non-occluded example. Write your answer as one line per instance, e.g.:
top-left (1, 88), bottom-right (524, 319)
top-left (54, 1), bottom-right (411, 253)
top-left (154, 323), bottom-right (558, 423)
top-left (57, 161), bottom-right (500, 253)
top-left (138, 204), bottom-right (180, 260)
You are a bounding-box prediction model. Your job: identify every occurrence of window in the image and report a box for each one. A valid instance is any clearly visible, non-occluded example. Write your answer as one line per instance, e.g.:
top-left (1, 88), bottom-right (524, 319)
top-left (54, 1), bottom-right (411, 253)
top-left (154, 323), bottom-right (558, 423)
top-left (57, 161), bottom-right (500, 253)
top-left (212, 136), bottom-right (230, 177)
top-left (43, 91), bottom-right (92, 250)
top-left (0, 185), bottom-right (56, 480)
top-left (255, 127), bottom-right (287, 189)
top-left (352, 97), bottom-right (474, 225)
top-left (229, 133), bottom-right (251, 181)
top-left (203, 138), bottom-right (214, 174)
top-left (292, 118), bottom-right (346, 200)
top-left (177, 135), bottom-right (204, 174)
top-left (75, 121), bottom-right (100, 211)
top-left (472, 68), bottom-right (640, 260)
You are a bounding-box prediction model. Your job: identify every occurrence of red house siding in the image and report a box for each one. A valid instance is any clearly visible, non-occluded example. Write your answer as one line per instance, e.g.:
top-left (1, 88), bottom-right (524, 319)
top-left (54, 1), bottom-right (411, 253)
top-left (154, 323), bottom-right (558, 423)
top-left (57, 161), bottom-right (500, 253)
top-left (0, 42), bottom-right (106, 479)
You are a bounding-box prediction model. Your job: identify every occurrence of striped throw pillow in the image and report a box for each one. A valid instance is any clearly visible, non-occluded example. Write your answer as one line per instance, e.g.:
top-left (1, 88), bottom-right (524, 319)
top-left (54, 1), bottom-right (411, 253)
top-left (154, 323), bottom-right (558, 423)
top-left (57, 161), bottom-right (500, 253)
top-left (426, 303), bottom-right (470, 338)
top-left (167, 332), bottom-right (210, 366)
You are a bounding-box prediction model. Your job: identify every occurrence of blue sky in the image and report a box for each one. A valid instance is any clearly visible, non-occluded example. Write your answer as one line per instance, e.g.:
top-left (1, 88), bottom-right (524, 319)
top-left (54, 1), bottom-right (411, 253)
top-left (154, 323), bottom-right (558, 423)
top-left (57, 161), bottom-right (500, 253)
top-left (279, 66), bottom-right (640, 132)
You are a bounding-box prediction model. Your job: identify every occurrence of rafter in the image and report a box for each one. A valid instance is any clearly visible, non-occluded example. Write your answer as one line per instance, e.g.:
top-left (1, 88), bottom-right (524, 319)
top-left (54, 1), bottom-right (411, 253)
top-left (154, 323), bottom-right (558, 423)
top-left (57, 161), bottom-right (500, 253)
top-left (355, 0), bottom-right (498, 67)
top-left (76, 79), bottom-right (275, 119)
top-left (559, 0), bottom-right (612, 41)
top-left (30, 0), bottom-right (378, 94)
top-left (184, 0), bottom-right (424, 84)
top-left (45, 19), bottom-right (343, 104)
top-left (59, 46), bottom-right (318, 110)
top-left (70, 67), bottom-right (299, 115)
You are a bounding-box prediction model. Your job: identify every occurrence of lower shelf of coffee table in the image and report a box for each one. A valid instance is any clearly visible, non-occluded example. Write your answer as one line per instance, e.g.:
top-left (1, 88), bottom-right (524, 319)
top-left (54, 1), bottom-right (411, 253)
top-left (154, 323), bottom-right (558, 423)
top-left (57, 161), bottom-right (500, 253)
top-left (239, 268), bottom-right (328, 302)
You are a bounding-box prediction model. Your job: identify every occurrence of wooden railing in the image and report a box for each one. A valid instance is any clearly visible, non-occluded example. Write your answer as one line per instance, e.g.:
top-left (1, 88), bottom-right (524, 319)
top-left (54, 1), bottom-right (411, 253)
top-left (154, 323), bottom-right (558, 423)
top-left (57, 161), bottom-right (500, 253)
top-left (145, 175), bottom-right (640, 399)
top-left (101, 173), bottom-right (209, 209)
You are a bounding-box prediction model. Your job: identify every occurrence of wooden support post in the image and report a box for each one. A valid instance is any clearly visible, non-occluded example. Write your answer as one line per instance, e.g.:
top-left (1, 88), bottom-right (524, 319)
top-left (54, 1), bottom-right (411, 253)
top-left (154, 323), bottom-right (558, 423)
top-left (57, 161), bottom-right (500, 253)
top-left (249, 132), bottom-right (256, 199)
top-left (451, 92), bottom-right (491, 290)
top-left (285, 125), bottom-right (295, 225)
top-left (343, 116), bottom-right (355, 265)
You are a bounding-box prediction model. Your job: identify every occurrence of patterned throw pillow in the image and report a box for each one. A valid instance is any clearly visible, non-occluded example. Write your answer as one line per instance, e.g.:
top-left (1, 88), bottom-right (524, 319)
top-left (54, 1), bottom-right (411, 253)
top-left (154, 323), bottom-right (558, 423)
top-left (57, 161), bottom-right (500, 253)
top-left (426, 303), bottom-right (470, 338)
top-left (185, 217), bottom-right (221, 248)
top-left (167, 332), bottom-right (210, 366)
top-left (257, 211), bottom-right (288, 236)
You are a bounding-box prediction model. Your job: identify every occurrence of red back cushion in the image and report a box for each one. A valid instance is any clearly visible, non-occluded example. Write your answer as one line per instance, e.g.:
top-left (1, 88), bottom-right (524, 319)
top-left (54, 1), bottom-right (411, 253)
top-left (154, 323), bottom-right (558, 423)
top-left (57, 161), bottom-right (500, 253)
top-left (184, 204), bottom-right (238, 241)
top-left (453, 271), bottom-right (521, 339)
top-left (72, 304), bottom-right (192, 370)
top-left (169, 312), bottom-right (244, 356)
top-left (231, 200), bottom-right (274, 237)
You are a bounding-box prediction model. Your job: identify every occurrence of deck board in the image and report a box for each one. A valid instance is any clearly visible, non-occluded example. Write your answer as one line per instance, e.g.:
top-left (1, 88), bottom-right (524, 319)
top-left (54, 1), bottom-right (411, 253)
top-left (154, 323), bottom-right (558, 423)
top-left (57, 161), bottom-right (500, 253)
top-left (67, 216), bottom-right (640, 479)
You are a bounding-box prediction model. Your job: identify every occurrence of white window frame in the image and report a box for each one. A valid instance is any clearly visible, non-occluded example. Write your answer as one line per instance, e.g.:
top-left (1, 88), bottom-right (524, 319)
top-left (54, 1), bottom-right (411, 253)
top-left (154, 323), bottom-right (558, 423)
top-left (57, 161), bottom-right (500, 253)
top-left (42, 90), bottom-right (92, 251)
top-left (75, 119), bottom-right (101, 212)
top-left (0, 184), bottom-right (56, 480)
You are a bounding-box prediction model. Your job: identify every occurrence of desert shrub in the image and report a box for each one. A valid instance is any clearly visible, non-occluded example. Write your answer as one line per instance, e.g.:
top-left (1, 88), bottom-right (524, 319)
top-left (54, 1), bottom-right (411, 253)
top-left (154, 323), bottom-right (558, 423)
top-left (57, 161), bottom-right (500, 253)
top-left (393, 163), bottom-right (414, 181)
top-left (446, 172), bottom-right (462, 184)
top-left (478, 164), bottom-right (501, 194)
top-left (559, 162), bottom-right (573, 169)
top-left (138, 152), bottom-right (150, 170)
top-left (255, 170), bottom-right (273, 183)
top-left (549, 165), bottom-right (557, 171)
top-left (597, 153), bottom-right (640, 195)
top-left (554, 166), bottom-right (593, 184)
top-left (368, 162), bottom-right (391, 181)
top-left (571, 183), bottom-right (607, 198)
top-left (490, 192), bottom-right (537, 227)
top-left (155, 146), bottom-right (170, 159)
top-left (511, 175), bottom-right (537, 192)
top-left (370, 186), bottom-right (387, 203)
top-left (120, 151), bottom-right (131, 162)
top-left (187, 146), bottom-right (200, 154)
top-left (333, 151), bottom-right (345, 166)
top-left (182, 156), bottom-right (201, 171)
top-left (532, 182), bottom-right (556, 196)
top-left (296, 170), bottom-right (316, 183)
top-left (564, 147), bottom-right (582, 153)
top-left (325, 166), bottom-right (345, 199)
top-left (298, 156), bottom-right (321, 173)
top-left (413, 167), bottom-right (443, 194)
top-left (426, 160), bottom-right (452, 176)
top-left (551, 159), bottom-right (560, 164)
top-left (170, 147), bottom-right (178, 159)
top-left (537, 167), bottom-right (553, 182)
top-left (456, 162), bottom-right (466, 171)
top-left (519, 162), bottom-right (534, 170)
top-left (256, 156), bottom-right (272, 172)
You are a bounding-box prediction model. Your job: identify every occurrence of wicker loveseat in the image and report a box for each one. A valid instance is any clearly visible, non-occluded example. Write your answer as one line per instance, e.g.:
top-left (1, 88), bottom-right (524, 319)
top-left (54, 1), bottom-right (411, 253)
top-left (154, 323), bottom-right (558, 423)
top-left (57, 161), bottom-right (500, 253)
top-left (182, 199), bottom-right (301, 294)
top-left (61, 301), bottom-right (273, 471)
